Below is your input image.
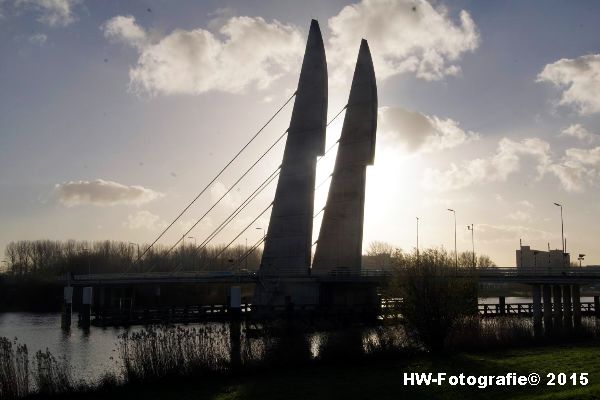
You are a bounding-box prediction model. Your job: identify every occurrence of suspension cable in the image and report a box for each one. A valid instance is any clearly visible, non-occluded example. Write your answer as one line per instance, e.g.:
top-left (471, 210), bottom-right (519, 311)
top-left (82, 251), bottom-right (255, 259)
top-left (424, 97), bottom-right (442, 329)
top-left (134, 91), bottom-right (296, 262)
top-left (234, 235), bottom-right (266, 267)
top-left (164, 131), bottom-right (287, 255)
top-left (197, 167), bottom-right (280, 251)
top-left (209, 202), bottom-right (273, 264)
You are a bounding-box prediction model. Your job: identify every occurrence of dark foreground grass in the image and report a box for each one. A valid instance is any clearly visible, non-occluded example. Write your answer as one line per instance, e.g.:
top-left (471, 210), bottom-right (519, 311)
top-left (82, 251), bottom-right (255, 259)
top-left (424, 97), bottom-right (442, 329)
top-left (42, 343), bottom-right (600, 400)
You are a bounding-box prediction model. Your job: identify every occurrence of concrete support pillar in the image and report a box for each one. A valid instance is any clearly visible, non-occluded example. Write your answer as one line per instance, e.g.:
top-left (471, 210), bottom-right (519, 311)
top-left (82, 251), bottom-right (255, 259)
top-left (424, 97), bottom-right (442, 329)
top-left (542, 285), bottom-right (552, 333)
top-left (499, 296), bottom-right (506, 316)
top-left (553, 285), bottom-right (563, 330)
top-left (563, 285), bottom-right (573, 330)
top-left (61, 286), bottom-right (73, 330)
top-left (594, 296), bottom-right (600, 318)
top-left (229, 286), bottom-right (242, 370)
top-left (79, 287), bottom-right (92, 328)
top-left (572, 284), bottom-right (582, 329)
top-left (532, 284), bottom-right (542, 337)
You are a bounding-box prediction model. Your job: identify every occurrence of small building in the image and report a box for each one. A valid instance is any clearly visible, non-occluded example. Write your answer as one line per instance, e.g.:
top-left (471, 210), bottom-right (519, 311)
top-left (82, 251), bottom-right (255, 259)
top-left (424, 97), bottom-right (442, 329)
top-left (516, 245), bottom-right (570, 273)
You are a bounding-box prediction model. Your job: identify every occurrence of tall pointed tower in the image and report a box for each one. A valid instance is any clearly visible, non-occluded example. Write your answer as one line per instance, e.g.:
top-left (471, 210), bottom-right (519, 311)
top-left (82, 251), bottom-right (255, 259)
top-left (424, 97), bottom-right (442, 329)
top-left (260, 20), bottom-right (328, 273)
top-left (313, 39), bottom-right (377, 272)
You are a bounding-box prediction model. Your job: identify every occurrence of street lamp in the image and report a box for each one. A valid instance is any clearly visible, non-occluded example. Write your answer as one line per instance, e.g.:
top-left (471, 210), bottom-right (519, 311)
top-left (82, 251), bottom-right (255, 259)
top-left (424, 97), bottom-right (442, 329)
top-left (447, 209), bottom-right (457, 267)
top-left (553, 202), bottom-right (565, 266)
top-left (416, 217), bottom-right (419, 264)
top-left (467, 224), bottom-right (475, 268)
top-left (578, 254), bottom-right (585, 268)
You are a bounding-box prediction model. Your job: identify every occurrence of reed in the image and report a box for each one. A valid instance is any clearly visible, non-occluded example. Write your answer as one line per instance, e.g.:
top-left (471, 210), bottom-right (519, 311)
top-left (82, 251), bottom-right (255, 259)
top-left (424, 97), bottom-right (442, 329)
top-left (31, 349), bottom-right (76, 395)
top-left (0, 337), bottom-right (28, 400)
top-left (119, 325), bottom-right (230, 382)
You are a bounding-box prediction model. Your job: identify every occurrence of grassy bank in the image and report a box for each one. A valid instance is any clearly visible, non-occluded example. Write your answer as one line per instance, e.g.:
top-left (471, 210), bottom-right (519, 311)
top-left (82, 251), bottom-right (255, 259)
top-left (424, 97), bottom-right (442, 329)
top-left (39, 343), bottom-right (600, 400)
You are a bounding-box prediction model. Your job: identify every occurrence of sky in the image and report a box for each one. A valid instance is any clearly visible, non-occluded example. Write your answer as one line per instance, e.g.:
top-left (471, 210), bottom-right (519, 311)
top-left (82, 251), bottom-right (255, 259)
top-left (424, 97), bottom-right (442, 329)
top-left (1, 0), bottom-right (600, 267)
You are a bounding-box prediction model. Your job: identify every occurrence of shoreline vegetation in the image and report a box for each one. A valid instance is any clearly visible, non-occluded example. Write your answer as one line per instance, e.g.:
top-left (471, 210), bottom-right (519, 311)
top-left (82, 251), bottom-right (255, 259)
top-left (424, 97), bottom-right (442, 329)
top-left (2, 247), bottom-right (599, 399)
top-left (1, 322), bottom-right (600, 400)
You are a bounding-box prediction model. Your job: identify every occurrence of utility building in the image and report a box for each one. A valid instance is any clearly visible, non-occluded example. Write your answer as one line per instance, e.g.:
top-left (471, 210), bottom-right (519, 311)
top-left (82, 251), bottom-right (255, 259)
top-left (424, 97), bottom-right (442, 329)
top-left (516, 245), bottom-right (570, 273)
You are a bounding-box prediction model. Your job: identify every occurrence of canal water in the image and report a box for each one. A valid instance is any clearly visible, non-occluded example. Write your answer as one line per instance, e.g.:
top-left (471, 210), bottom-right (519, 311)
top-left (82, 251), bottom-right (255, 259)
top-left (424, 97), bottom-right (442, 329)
top-left (1, 297), bottom-right (595, 382)
top-left (0, 312), bottom-right (135, 382)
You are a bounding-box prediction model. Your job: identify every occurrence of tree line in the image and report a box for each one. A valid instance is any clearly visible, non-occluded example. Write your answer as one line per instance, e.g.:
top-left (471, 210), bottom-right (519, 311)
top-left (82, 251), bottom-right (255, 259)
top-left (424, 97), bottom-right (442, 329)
top-left (2, 240), bottom-right (263, 277)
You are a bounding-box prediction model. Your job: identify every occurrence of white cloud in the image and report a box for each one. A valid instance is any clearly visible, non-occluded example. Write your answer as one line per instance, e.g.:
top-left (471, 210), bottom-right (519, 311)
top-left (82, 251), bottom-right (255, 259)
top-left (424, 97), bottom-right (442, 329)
top-left (378, 106), bottom-right (478, 152)
top-left (102, 14), bottom-right (304, 96)
top-left (507, 210), bottom-right (532, 222)
top-left (476, 223), bottom-right (552, 244)
top-left (28, 32), bottom-right (47, 45)
top-left (102, 15), bottom-right (147, 49)
top-left (517, 200), bottom-right (534, 209)
top-left (209, 181), bottom-right (240, 209)
top-left (423, 137), bottom-right (551, 191)
top-left (560, 123), bottom-right (597, 143)
top-left (546, 146), bottom-right (600, 192)
top-left (55, 179), bottom-right (164, 206)
top-left (16, 0), bottom-right (80, 27)
top-left (124, 210), bottom-right (166, 231)
top-left (537, 54), bottom-right (600, 115)
top-left (328, 0), bottom-right (479, 82)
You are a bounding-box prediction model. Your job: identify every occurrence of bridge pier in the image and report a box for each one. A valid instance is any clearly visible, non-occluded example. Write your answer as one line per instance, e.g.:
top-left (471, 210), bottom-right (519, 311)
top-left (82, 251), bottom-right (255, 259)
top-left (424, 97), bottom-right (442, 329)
top-left (498, 296), bottom-right (506, 315)
top-left (79, 287), bottom-right (92, 328)
top-left (572, 284), bottom-right (581, 329)
top-left (563, 285), bottom-right (573, 330)
top-left (229, 286), bottom-right (242, 370)
top-left (542, 284), bottom-right (552, 334)
top-left (553, 285), bottom-right (563, 330)
top-left (61, 286), bottom-right (73, 330)
top-left (594, 296), bottom-right (600, 318)
top-left (532, 284), bottom-right (542, 337)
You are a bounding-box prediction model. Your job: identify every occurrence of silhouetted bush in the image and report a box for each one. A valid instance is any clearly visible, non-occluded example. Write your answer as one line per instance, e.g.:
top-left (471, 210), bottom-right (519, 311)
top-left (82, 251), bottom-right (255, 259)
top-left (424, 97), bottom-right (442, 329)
top-left (390, 248), bottom-right (478, 354)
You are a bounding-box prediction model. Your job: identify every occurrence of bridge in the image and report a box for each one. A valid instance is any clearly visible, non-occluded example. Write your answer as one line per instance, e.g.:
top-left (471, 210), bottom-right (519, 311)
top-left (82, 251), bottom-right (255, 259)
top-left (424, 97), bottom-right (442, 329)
top-left (65, 266), bottom-right (600, 286)
top-left (59, 20), bottom-right (600, 336)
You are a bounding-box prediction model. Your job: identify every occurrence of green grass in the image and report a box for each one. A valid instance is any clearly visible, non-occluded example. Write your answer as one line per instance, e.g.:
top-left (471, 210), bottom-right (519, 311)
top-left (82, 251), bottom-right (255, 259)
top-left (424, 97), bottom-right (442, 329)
top-left (46, 343), bottom-right (600, 400)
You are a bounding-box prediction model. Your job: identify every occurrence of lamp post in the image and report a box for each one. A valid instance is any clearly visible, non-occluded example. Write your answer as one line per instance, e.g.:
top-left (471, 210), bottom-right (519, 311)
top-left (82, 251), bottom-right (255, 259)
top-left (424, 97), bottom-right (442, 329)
top-left (553, 202), bottom-right (565, 266)
top-left (416, 217), bottom-right (419, 264)
top-left (448, 209), bottom-right (457, 267)
top-left (578, 254), bottom-right (585, 268)
top-left (467, 224), bottom-right (475, 268)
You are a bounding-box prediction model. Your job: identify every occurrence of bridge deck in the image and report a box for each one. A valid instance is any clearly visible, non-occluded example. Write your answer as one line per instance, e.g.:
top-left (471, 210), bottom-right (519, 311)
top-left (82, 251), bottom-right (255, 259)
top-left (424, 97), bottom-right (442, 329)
top-left (64, 267), bottom-right (600, 286)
